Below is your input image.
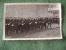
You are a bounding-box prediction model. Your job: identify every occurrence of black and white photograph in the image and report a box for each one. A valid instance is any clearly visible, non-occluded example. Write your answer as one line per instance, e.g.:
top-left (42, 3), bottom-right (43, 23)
top-left (3, 3), bottom-right (62, 40)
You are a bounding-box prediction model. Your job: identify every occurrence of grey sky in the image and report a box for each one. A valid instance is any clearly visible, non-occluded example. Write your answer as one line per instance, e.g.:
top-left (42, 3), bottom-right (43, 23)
top-left (5, 5), bottom-right (59, 18)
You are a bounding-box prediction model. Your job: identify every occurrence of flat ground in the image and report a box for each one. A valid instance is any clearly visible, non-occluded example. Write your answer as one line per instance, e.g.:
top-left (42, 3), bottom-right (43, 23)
top-left (6, 24), bottom-right (61, 38)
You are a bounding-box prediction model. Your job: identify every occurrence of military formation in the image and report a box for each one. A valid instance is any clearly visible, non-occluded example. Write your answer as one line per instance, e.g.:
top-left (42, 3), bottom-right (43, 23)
top-left (5, 17), bottom-right (59, 36)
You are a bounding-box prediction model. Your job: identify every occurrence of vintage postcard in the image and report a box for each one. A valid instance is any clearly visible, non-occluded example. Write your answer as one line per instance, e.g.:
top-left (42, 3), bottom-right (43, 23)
top-left (3, 3), bottom-right (62, 40)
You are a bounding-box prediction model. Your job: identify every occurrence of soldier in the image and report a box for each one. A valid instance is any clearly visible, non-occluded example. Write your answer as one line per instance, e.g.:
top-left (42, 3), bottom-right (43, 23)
top-left (57, 18), bottom-right (59, 25)
top-left (42, 18), bottom-right (47, 30)
top-left (28, 19), bottom-right (32, 30)
top-left (10, 19), bottom-right (14, 34)
top-left (38, 18), bottom-right (43, 29)
top-left (21, 19), bottom-right (24, 33)
top-left (21, 19), bottom-right (28, 32)
top-left (45, 18), bottom-right (48, 30)
top-left (5, 18), bottom-right (9, 36)
top-left (47, 18), bottom-right (52, 29)
top-left (32, 19), bottom-right (36, 30)
top-left (17, 19), bottom-right (21, 33)
top-left (26, 19), bottom-right (30, 31)
top-left (34, 18), bottom-right (39, 30)
top-left (23, 19), bottom-right (27, 31)
top-left (9, 19), bottom-right (12, 34)
top-left (55, 18), bottom-right (59, 24)
top-left (14, 19), bottom-right (19, 33)
top-left (36, 18), bottom-right (40, 30)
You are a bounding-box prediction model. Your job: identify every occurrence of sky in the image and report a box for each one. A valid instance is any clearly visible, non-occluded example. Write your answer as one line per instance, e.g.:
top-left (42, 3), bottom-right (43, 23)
top-left (5, 4), bottom-right (60, 19)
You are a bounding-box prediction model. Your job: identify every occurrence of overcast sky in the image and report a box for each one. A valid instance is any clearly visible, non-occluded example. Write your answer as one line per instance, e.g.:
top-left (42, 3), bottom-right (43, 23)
top-left (5, 4), bottom-right (59, 18)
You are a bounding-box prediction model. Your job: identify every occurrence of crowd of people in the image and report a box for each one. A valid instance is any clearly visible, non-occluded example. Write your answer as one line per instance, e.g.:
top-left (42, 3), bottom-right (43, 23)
top-left (5, 17), bottom-right (59, 36)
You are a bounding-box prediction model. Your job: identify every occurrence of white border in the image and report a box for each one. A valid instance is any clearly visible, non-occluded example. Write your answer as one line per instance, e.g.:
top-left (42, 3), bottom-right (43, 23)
top-left (3, 3), bottom-right (62, 40)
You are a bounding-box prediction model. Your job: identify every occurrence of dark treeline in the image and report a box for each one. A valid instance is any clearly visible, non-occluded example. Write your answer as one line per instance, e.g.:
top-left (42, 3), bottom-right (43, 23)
top-left (5, 17), bottom-right (59, 36)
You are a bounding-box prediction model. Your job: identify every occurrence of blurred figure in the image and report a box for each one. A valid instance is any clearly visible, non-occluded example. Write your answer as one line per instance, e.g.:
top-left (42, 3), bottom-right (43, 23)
top-left (5, 17), bottom-right (59, 36)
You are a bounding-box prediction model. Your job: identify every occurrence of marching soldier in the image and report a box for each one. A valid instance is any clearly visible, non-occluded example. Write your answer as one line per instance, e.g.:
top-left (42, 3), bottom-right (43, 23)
top-left (14, 19), bottom-right (19, 33)
top-left (28, 19), bottom-right (33, 30)
top-left (5, 18), bottom-right (9, 36)
top-left (21, 19), bottom-right (24, 33)
top-left (17, 19), bottom-right (21, 33)
top-left (39, 18), bottom-right (46, 30)
top-left (47, 18), bottom-right (52, 29)
top-left (10, 19), bottom-right (15, 34)
top-left (38, 18), bottom-right (43, 29)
